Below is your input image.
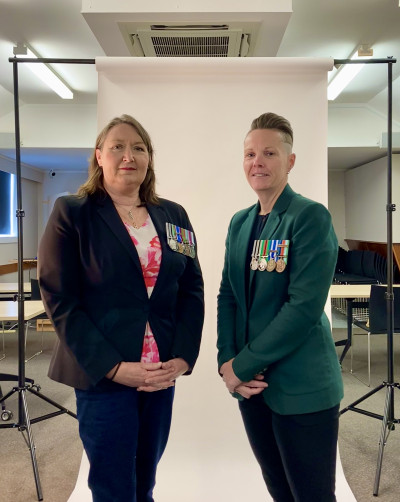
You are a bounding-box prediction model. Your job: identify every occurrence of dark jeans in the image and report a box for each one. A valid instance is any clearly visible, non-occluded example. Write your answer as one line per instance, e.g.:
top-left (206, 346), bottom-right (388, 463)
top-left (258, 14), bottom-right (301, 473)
top-left (239, 394), bottom-right (339, 502)
top-left (75, 385), bottom-right (174, 502)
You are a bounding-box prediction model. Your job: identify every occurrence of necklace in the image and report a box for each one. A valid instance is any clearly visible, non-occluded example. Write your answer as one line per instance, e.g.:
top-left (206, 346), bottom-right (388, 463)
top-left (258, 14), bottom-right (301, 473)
top-left (127, 207), bottom-right (135, 222)
top-left (113, 200), bottom-right (143, 229)
top-left (126, 205), bottom-right (142, 229)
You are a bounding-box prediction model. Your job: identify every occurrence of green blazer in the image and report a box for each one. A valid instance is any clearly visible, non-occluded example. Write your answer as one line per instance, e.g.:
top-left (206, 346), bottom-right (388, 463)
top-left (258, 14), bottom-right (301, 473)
top-left (217, 184), bottom-right (343, 415)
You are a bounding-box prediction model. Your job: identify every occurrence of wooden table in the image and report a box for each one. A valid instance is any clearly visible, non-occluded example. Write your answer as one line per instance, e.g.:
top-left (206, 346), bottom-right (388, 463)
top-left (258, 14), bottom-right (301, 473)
top-left (0, 260), bottom-right (37, 278)
top-left (0, 283), bottom-right (31, 300)
top-left (0, 300), bottom-right (45, 321)
top-left (330, 284), bottom-right (371, 364)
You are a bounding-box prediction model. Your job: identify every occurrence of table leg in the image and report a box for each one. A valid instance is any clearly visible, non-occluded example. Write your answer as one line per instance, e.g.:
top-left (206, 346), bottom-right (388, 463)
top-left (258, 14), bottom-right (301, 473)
top-left (334, 297), bottom-right (354, 365)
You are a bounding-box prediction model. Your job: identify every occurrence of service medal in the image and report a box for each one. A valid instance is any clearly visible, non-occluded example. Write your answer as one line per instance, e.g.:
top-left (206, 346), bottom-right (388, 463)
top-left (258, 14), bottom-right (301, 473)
top-left (258, 257), bottom-right (267, 271)
top-left (266, 259), bottom-right (276, 272)
top-left (276, 258), bottom-right (286, 273)
top-left (250, 257), bottom-right (259, 271)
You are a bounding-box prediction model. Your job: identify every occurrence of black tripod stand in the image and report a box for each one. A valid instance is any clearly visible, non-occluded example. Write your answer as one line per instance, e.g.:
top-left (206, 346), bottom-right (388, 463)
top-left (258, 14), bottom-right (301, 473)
top-left (339, 57), bottom-right (399, 496)
top-left (0, 59), bottom-right (77, 502)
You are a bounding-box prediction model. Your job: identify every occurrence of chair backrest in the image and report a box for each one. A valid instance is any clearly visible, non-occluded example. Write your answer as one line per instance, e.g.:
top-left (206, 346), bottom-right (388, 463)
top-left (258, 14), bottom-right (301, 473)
top-left (369, 285), bottom-right (400, 333)
top-left (30, 278), bottom-right (42, 300)
top-left (345, 250), bottom-right (364, 276)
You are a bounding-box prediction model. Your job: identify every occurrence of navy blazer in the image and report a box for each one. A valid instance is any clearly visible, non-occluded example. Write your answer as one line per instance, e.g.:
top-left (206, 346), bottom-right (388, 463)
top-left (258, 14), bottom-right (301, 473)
top-left (39, 193), bottom-right (204, 390)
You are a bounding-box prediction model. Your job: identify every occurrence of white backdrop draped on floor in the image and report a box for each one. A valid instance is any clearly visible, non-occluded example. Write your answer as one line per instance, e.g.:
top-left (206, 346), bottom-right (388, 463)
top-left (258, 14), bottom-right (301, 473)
top-left (67, 57), bottom-right (355, 501)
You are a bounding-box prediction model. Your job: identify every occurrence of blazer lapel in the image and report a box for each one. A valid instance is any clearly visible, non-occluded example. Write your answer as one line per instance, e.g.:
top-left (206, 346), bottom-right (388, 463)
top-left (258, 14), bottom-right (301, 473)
top-left (248, 185), bottom-right (295, 294)
top-left (96, 194), bottom-right (143, 276)
top-left (259, 184), bottom-right (295, 241)
top-left (236, 205), bottom-right (258, 309)
top-left (146, 204), bottom-right (173, 297)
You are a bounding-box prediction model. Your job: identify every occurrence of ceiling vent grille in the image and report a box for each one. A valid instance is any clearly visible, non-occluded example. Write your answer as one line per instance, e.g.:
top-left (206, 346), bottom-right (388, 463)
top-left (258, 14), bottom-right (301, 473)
top-left (151, 35), bottom-right (231, 57)
top-left (131, 27), bottom-right (249, 57)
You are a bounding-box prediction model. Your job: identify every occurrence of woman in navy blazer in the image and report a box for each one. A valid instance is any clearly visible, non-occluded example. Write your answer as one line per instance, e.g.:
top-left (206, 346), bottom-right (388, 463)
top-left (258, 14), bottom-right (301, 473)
top-left (217, 113), bottom-right (343, 501)
top-left (39, 114), bottom-right (204, 502)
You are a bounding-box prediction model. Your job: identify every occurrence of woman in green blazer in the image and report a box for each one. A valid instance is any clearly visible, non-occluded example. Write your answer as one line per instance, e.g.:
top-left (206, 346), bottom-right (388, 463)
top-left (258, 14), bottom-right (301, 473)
top-left (217, 113), bottom-right (343, 502)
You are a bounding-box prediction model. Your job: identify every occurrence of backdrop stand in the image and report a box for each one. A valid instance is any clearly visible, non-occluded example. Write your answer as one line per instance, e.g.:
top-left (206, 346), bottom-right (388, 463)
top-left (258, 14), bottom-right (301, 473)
top-left (2, 54), bottom-right (397, 499)
top-left (0, 56), bottom-right (94, 501)
top-left (337, 57), bottom-right (398, 496)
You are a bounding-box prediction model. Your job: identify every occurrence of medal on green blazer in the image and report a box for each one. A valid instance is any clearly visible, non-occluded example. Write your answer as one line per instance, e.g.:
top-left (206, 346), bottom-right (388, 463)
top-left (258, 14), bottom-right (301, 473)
top-left (276, 240), bottom-right (290, 273)
top-left (258, 240), bottom-right (268, 271)
top-left (250, 240), bottom-right (260, 270)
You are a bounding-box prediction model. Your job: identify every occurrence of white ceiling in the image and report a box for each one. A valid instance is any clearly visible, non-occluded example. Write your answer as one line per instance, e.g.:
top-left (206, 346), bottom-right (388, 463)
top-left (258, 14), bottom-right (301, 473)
top-left (0, 0), bottom-right (399, 172)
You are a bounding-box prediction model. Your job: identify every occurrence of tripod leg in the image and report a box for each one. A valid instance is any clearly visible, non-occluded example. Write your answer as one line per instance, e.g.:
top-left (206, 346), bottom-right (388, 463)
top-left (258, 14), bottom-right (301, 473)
top-left (20, 390), bottom-right (44, 501)
top-left (373, 385), bottom-right (393, 496)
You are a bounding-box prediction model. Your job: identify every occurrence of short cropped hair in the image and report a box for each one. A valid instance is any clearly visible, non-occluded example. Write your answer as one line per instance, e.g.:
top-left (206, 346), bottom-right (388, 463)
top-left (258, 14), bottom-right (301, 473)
top-left (249, 112), bottom-right (293, 148)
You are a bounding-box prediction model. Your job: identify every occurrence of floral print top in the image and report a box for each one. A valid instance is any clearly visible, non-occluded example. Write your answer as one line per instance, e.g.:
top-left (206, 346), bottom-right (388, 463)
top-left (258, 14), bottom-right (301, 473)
top-left (124, 214), bottom-right (161, 363)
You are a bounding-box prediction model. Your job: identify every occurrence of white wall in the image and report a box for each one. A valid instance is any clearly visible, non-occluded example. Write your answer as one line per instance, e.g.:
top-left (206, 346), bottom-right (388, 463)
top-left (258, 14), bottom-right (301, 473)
top-left (328, 170), bottom-right (346, 248)
top-left (328, 104), bottom-right (398, 147)
top-left (0, 177), bottom-right (39, 282)
top-left (345, 154), bottom-right (400, 243)
top-left (0, 105), bottom-right (97, 148)
top-left (40, 171), bottom-right (88, 237)
top-left (0, 160), bottom-right (86, 281)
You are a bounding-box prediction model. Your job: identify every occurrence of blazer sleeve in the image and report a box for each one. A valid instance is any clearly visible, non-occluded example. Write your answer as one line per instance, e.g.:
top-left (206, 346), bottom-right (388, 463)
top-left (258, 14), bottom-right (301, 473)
top-left (38, 197), bottom-right (123, 385)
top-left (170, 206), bottom-right (205, 371)
top-left (232, 202), bottom-right (338, 382)
top-left (216, 217), bottom-right (239, 369)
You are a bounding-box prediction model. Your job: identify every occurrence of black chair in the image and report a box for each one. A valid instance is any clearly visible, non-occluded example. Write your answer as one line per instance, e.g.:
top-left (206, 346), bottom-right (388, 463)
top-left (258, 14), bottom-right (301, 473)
top-left (334, 249), bottom-right (379, 285)
top-left (351, 284), bottom-right (400, 386)
top-left (25, 278), bottom-right (49, 362)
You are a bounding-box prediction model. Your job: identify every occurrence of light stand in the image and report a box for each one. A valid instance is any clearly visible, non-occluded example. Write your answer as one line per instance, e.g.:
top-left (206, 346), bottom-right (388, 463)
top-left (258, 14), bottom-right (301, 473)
top-left (338, 57), bottom-right (399, 496)
top-left (0, 57), bottom-right (94, 501)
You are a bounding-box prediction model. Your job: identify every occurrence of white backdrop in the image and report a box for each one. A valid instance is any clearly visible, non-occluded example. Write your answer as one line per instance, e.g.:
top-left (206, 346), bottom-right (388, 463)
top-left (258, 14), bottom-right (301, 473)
top-left (76, 57), bottom-right (357, 502)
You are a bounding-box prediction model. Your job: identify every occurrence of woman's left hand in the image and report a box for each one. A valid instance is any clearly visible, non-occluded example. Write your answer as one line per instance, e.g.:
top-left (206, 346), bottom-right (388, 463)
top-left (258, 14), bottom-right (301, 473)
top-left (220, 358), bottom-right (268, 397)
top-left (138, 357), bottom-right (189, 391)
top-left (220, 358), bottom-right (242, 393)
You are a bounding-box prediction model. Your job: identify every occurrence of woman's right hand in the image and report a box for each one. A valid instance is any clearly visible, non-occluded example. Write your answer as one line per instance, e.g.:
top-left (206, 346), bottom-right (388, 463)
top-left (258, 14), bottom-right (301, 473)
top-left (107, 362), bottom-right (175, 391)
top-left (234, 374), bottom-right (268, 399)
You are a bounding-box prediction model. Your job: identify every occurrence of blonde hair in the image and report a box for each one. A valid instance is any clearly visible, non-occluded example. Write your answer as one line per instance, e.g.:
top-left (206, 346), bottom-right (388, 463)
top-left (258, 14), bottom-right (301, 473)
top-left (77, 114), bottom-right (159, 205)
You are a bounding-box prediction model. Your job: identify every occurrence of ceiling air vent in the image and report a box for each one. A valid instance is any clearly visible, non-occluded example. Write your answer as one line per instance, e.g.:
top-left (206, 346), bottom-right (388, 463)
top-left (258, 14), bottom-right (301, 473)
top-left (131, 25), bottom-right (250, 57)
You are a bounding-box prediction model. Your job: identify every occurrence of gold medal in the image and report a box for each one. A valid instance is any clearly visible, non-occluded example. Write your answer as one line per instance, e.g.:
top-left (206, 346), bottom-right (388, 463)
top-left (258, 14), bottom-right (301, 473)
top-left (266, 259), bottom-right (276, 272)
top-left (276, 258), bottom-right (286, 273)
top-left (258, 257), bottom-right (267, 271)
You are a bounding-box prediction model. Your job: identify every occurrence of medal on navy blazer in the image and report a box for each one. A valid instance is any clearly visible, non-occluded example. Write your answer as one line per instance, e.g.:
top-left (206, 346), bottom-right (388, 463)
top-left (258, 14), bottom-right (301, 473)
top-left (188, 230), bottom-right (196, 258)
top-left (166, 223), bottom-right (177, 250)
top-left (166, 222), bottom-right (196, 258)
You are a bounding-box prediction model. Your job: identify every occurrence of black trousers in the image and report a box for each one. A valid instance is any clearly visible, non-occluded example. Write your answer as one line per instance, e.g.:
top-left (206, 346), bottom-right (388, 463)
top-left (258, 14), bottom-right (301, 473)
top-left (239, 394), bottom-right (339, 502)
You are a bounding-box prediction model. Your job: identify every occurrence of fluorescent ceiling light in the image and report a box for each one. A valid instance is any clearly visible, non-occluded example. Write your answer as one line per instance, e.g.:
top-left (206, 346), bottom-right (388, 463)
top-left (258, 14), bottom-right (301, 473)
top-left (327, 47), bottom-right (372, 101)
top-left (21, 47), bottom-right (73, 99)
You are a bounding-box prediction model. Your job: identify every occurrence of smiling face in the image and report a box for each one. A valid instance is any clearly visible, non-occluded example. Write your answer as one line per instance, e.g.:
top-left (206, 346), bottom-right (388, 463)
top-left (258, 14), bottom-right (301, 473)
top-left (95, 123), bottom-right (150, 196)
top-left (243, 128), bottom-right (295, 199)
